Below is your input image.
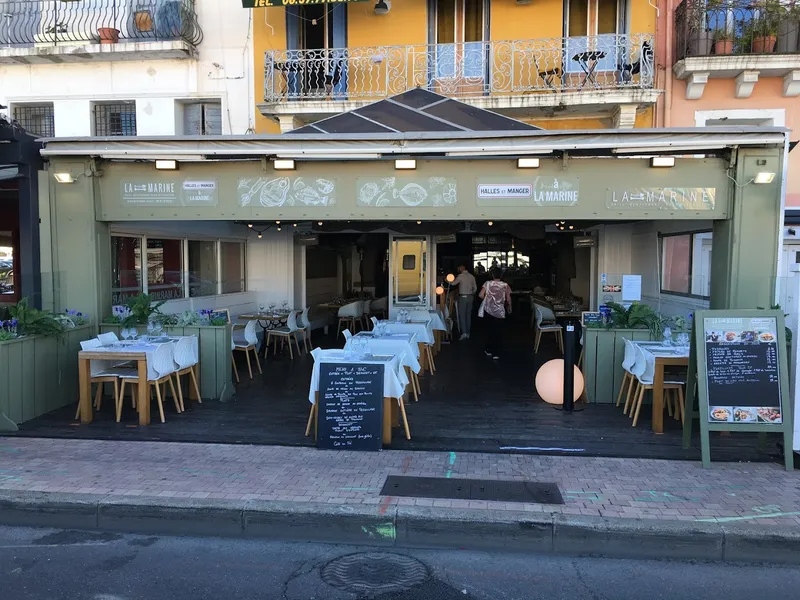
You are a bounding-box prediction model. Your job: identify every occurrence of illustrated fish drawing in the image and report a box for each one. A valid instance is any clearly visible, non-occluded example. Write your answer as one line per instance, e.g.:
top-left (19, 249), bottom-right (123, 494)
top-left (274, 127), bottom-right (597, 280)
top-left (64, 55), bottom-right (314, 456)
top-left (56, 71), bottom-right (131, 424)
top-left (295, 185), bottom-right (323, 206)
top-left (316, 178), bottom-right (335, 194)
top-left (259, 177), bottom-right (290, 207)
top-left (240, 179), bottom-right (266, 206)
top-left (359, 181), bottom-right (381, 205)
top-left (394, 182), bottom-right (428, 206)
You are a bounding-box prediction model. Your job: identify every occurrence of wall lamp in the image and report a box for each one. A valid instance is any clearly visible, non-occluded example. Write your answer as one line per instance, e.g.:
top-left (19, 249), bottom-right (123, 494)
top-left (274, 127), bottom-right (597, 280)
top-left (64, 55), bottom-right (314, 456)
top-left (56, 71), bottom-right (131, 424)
top-left (517, 157), bottom-right (540, 169)
top-left (53, 172), bottom-right (74, 183)
top-left (754, 172), bottom-right (776, 184)
top-left (395, 159), bottom-right (416, 170)
top-left (273, 159), bottom-right (296, 171)
top-left (374, 0), bottom-right (390, 14)
top-left (155, 159), bottom-right (178, 171)
top-left (650, 156), bottom-right (675, 168)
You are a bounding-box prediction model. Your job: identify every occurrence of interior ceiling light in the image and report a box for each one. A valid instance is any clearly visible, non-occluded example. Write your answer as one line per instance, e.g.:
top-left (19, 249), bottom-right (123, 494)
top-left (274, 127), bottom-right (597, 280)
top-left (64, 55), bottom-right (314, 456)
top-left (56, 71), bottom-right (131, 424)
top-left (416, 220), bottom-right (422, 224)
top-left (488, 221), bottom-right (494, 226)
top-left (277, 226), bottom-right (282, 232)
top-left (374, 0), bottom-right (390, 15)
top-left (517, 157), bottom-right (540, 169)
top-left (318, 221), bottom-right (323, 226)
top-left (257, 232), bottom-right (263, 239)
top-left (276, 220), bottom-right (281, 224)
top-left (53, 172), bottom-right (74, 183)
top-left (293, 223), bottom-right (297, 227)
top-left (273, 159), bottom-right (296, 170)
top-left (569, 225), bottom-right (574, 230)
top-left (155, 159), bottom-right (178, 170)
top-left (754, 172), bottom-right (776, 184)
top-left (395, 159), bottom-right (416, 170)
top-left (650, 156), bottom-right (676, 168)
top-left (247, 223), bottom-right (253, 228)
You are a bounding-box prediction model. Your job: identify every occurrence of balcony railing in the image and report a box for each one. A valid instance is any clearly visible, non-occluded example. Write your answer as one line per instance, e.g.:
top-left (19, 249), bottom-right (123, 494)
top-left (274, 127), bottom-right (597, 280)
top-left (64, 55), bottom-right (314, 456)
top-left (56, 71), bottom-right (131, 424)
top-left (675, 0), bottom-right (800, 61)
top-left (0, 0), bottom-right (203, 47)
top-left (264, 35), bottom-right (655, 103)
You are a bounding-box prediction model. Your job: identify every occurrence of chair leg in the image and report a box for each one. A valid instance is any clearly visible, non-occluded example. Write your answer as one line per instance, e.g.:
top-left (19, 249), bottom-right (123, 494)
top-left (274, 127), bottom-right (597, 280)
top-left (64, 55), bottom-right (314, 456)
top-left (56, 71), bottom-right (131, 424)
top-left (232, 354), bottom-right (240, 383)
top-left (75, 399), bottom-right (82, 420)
top-left (623, 380), bottom-right (637, 415)
top-left (174, 373), bottom-right (185, 412)
top-left (287, 336), bottom-right (294, 359)
top-left (632, 386), bottom-right (646, 427)
top-left (305, 402), bottom-right (317, 437)
top-left (167, 376), bottom-right (182, 413)
top-left (407, 367), bottom-right (419, 402)
top-left (264, 333), bottom-right (271, 358)
top-left (115, 380), bottom-right (123, 423)
top-left (677, 386), bottom-right (685, 424)
top-left (94, 382), bottom-right (103, 411)
top-left (304, 330), bottom-right (311, 352)
top-left (189, 366), bottom-right (202, 403)
top-left (426, 345), bottom-right (436, 374)
top-left (398, 398), bottom-right (411, 440)
top-left (615, 372), bottom-right (630, 407)
top-left (244, 348), bottom-right (253, 379)
top-left (153, 382), bottom-right (166, 424)
top-left (666, 389), bottom-right (674, 418)
top-left (294, 335), bottom-right (303, 357)
top-left (253, 347), bottom-right (263, 374)
top-left (558, 331), bottom-right (564, 354)
top-left (273, 335), bottom-right (278, 356)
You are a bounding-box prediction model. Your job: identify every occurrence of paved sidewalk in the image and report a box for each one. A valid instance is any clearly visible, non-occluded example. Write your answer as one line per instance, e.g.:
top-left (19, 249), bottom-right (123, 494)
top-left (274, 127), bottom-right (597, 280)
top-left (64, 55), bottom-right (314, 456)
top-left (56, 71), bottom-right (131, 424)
top-left (0, 437), bottom-right (798, 526)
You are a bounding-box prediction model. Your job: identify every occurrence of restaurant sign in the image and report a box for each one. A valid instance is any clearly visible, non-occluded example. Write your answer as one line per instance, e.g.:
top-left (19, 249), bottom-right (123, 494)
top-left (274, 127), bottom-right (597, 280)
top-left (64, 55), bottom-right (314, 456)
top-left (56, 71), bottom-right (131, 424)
top-left (121, 179), bottom-right (218, 207)
top-left (477, 177), bottom-right (579, 207)
top-left (606, 187), bottom-right (715, 210)
top-left (242, 0), bottom-right (366, 7)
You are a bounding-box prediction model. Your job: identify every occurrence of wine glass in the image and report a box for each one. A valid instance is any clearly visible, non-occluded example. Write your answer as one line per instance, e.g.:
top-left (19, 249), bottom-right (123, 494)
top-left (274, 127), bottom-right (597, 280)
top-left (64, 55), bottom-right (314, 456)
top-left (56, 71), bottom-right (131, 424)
top-left (153, 321), bottom-right (163, 337)
top-left (147, 320), bottom-right (155, 339)
top-left (259, 303), bottom-right (265, 315)
top-left (281, 300), bottom-right (289, 312)
top-left (121, 327), bottom-right (130, 341)
top-left (128, 327), bottom-right (137, 341)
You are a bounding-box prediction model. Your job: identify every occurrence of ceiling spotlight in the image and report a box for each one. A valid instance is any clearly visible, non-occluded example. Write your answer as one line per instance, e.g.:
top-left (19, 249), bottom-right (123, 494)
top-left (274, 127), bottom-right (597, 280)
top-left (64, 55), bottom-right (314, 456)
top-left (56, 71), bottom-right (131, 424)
top-left (416, 220), bottom-right (422, 225)
top-left (560, 221), bottom-right (565, 224)
top-left (374, 0), bottom-right (390, 15)
top-left (569, 225), bottom-right (574, 230)
top-left (247, 223), bottom-right (253, 228)
top-left (277, 226), bottom-right (282, 232)
top-left (318, 221), bottom-right (323, 226)
top-left (276, 220), bottom-right (281, 224)
top-left (488, 221), bottom-right (494, 226)
top-left (293, 223), bottom-right (297, 227)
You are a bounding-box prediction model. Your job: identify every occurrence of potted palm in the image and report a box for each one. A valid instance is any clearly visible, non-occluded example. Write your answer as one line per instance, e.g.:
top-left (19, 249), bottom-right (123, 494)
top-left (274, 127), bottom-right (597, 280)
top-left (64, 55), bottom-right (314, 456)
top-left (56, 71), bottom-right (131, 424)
top-left (98, 0), bottom-right (120, 44)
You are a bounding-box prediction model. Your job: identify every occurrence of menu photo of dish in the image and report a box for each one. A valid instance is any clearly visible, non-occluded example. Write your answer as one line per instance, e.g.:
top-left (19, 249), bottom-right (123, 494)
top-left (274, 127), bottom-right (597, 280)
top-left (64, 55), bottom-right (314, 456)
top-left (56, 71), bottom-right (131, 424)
top-left (732, 407), bottom-right (757, 423)
top-left (704, 317), bottom-right (778, 345)
top-left (756, 407), bottom-right (782, 424)
top-left (709, 406), bottom-right (732, 422)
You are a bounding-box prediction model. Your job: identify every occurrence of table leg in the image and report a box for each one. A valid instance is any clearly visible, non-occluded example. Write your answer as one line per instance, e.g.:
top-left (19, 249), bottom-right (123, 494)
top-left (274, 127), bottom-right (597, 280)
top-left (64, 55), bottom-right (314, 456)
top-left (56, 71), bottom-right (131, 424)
top-left (137, 358), bottom-right (150, 426)
top-left (392, 399), bottom-right (399, 428)
top-left (418, 342), bottom-right (428, 373)
top-left (78, 357), bottom-right (93, 424)
top-left (652, 360), bottom-right (665, 434)
top-left (383, 397), bottom-right (392, 445)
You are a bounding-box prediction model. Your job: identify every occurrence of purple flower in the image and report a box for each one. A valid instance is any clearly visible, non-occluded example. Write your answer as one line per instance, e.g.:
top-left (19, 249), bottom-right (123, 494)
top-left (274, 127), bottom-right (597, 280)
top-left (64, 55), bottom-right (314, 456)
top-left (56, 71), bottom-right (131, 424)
top-left (10, 319), bottom-right (17, 327)
top-left (77, 312), bottom-right (82, 317)
top-left (0, 320), bottom-right (4, 327)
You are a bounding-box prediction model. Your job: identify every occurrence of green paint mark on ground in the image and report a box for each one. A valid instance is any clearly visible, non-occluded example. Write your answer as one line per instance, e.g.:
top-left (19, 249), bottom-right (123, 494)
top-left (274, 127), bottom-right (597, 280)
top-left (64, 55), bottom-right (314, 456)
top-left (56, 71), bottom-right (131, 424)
top-left (445, 452), bottom-right (456, 478)
top-left (361, 523), bottom-right (396, 540)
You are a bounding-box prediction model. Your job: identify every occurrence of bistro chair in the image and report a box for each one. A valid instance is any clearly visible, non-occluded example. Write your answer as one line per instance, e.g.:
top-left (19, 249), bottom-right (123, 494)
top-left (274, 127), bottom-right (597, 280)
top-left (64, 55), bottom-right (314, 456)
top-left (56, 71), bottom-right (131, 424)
top-left (534, 305), bottom-right (563, 353)
top-left (97, 332), bottom-right (119, 346)
top-left (616, 338), bottom-right (637, 410)
top-left (172, 336), bottom-right (201, 410)
top-left (118, 343), bottom-right (181, 424)
top-left (295, 306), bottom-right (312, 353)
top-left (231, 337), bottom-right (240, 384)
top-left (370, 316), bottom-right (379, 329)
top-left (361, 299), bottom-right (373, 330)
top-left (233, 319), bottom-right (262, 379)
top-left (371, 296), bottom-right (388, 320)
top-left (266, 309), bottom-right (303, 359)
top-left (337, 301), bottom-right (363, 336)
top-left (75, 338), bottom-right (131, 420)
top-left (628, 346), bottom-right (685, 427)
top-left (342, 329), bottom-right (353, 342)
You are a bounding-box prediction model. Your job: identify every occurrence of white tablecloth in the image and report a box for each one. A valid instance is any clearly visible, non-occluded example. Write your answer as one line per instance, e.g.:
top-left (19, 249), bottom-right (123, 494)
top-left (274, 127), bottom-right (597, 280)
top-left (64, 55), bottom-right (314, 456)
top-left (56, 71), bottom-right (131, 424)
top-left (348, 333), bottom-right (421, 374)
top-left (309, 349), bottom-right (406, 403)
top-left (92, 336), bottom-right (196, 379)
top-left (379, 321), bottom-right (435, 345)
top-left (406, 309), bottom-right (447, 332)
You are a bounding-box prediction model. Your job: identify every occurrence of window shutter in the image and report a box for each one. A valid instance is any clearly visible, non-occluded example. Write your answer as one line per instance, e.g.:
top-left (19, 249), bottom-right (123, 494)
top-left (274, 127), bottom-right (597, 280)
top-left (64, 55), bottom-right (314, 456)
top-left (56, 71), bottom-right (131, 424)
top-left (203, 103), bottom-right (222, 134)
top-left (184, 103), bottom-right (203, 135)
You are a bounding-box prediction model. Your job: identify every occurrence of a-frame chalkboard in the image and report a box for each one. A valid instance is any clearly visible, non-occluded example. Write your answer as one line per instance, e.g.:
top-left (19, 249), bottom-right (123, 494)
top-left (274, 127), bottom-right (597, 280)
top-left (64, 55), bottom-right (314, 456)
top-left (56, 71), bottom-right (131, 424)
top-left (684, 310), bottom-right (793, 470)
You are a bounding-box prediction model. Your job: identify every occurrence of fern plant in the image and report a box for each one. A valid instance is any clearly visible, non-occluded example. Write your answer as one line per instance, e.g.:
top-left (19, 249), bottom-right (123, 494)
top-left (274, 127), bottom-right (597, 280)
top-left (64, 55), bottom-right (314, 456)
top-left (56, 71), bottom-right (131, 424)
top-left (9, 298), bottom-right (66, 339)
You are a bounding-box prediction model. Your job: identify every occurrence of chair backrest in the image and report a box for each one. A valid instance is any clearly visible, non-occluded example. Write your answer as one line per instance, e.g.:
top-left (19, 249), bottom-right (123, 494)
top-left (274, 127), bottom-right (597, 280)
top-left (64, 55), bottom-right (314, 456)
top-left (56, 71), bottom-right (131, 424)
top-left (151, 343), bottom-right (175, 381)
top-left (537, 304), bottom-right (557, 322)
top-left (173, 337), bottom-right (197, 370)
top-left (535, 305), bottom-right (544, 327)
top-left (621, 338), bottom-right (636, 372)
top-left (81, 338), bottom-right (112, 377)
top-left (80, 338), bottom-right (102, 351)
top-left (372, 296), bottom-right (388, 312)
top-left (97, 332), bottom-right (118, 346)
top-left (342, 329), bottom-right (353, 342)
top-left (338, 301), bottom-right (361, 318)
top-left (299, 306), bottom-right (310, 329)
top-left (287, 310), bottom-right (299, 332)
top-left (244, 319), bottom-right (258, 345)
top-left (361, 299), bottom-right (372, 315)
top-left (631, 345), bottom-right (653, 383)
top-left (371, 316), bottom-right (379, 327)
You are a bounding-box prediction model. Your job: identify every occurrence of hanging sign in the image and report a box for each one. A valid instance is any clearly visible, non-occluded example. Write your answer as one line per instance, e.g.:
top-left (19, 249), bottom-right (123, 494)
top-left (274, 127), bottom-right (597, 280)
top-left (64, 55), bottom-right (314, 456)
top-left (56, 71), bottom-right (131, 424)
top-left (477, 177), bottom-right (579, 207)
top-left (242, 0), bottom-right (368, 7)
top-left (684, 310), bottom-right (793, 469)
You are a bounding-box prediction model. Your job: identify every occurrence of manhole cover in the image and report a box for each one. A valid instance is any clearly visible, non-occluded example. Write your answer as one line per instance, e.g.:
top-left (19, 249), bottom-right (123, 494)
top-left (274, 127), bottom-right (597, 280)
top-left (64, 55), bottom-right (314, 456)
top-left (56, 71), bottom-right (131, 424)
top-left (320, 552), bottom-right (429, 595)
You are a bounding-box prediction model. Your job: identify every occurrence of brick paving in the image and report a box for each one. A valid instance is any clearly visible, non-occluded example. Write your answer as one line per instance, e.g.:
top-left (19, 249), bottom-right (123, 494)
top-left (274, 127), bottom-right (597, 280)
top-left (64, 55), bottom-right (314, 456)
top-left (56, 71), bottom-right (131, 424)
top-left (0, 437), bottom-right (798, 526)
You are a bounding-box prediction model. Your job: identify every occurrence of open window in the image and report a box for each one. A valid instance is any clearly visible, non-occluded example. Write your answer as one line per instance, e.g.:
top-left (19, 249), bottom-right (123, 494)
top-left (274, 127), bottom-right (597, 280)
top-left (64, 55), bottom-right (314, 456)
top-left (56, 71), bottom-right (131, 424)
top-left (430, 0), bottom-right (489, 89)
top-left (285, 4), bottom-right (347, 98)
top-left (565, 0), bottom-right (627, 75)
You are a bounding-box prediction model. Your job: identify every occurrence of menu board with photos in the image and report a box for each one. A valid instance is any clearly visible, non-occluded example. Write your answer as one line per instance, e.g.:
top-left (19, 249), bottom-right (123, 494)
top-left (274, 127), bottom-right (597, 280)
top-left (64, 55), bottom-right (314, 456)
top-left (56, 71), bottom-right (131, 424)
top-left (703, 316), bottom-right (783, 425)
top-left (317, 362), bottom-right (384, 451)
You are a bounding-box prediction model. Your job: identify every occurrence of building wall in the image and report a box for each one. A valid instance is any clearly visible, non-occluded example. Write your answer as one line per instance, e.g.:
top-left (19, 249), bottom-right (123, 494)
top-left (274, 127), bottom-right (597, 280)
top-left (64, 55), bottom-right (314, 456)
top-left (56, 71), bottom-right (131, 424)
top-left (253, 7), bottom-right (287, 135)
top-left (0, 0), bottom-right (256, 136)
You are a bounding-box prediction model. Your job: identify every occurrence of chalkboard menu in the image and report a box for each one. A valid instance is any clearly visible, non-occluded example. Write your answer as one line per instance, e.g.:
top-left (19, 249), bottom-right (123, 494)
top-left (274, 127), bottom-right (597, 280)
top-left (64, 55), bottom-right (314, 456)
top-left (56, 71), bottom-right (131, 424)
top-left (581, 311), bottom-right (603, 326)
top-left (702, 316), bottom-right (782, 425)
top-left (317, 362), bottom-right (384, 451)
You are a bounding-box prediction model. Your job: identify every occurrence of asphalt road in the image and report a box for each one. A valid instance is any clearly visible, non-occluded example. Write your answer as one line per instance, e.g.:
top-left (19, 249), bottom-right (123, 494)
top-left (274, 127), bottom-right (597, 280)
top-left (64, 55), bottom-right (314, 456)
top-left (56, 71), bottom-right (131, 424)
top-left (2, 525), bottom-right (800, 600)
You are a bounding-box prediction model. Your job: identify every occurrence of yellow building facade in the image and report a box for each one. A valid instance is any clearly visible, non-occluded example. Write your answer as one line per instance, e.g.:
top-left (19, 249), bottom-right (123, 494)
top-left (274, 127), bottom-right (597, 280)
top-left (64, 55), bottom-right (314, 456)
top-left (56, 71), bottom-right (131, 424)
top-left (252, 0), bottom-right (659, 134)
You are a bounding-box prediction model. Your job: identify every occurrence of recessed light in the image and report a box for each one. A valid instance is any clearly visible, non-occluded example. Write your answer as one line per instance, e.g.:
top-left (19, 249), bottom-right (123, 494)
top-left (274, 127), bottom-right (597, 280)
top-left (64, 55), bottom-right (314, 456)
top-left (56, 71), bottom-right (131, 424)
top-left (293, 223), bottom-right (297, 227)
top-left (277, 226), bottom-right (282, 232)
top-left (273, 159), bottom-right (296, 170)
top-left (754, 172), bottom-right (776, 184)
top-left (517, 157), bottom-right (540, 169)
top-left (276, 220), bottom-right (281, 224)
top-left (488, 221), bottom-right (494, 226)
top-left (650, 156), bottom-right (675, 168)
top-left (318, 221), bottom-right (323, 226)
top-left (155, 159), bottom-right (178, 170)
top-left (248, 223), bottom-right (253, 228)
top-left (416, 220), bottom-right (421, 225)
top-left (569, 225), bottom-right (574, 230)
top-left (395, 159), bottom-right (416, 170)
top-left (53, 172), bottom-right (74, 183)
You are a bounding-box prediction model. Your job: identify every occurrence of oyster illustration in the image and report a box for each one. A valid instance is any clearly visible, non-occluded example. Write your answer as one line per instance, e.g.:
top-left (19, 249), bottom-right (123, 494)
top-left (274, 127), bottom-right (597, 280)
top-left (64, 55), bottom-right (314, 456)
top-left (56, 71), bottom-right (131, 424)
top-left (259, 177), bottom-right (290, 207)
top-left (394, 182), bottom-right (428, 206)
top-left (316, 178), bottom-right (335, 194)
top-left (429, 177), bottom-right (446, 188)
top-left (359, 181), bottom-right (381, 205)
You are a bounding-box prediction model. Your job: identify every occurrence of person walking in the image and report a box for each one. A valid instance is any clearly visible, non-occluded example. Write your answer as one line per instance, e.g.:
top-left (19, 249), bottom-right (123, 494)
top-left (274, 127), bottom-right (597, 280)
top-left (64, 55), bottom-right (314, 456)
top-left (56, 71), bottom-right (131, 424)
top-left (452, 265), bottom-right (477, 340)
top-left (478, 267), bottom-right (512, 360)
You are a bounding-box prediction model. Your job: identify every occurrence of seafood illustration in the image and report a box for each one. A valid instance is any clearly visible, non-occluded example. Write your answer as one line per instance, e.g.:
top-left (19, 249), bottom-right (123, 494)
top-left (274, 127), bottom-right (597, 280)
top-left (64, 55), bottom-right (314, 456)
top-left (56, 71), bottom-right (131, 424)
top-left (394, 183), bottom-right (428, 206)
top-left (237, 177), bottom-right (336, 207)
top-left (356, 177), bottom-right (457, 207)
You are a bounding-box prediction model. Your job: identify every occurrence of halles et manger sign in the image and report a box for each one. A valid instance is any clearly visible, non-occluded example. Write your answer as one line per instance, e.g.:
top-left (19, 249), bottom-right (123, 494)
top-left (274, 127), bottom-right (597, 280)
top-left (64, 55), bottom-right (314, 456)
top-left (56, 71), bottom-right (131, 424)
top-left (477, 177), bottom-right (580, 207)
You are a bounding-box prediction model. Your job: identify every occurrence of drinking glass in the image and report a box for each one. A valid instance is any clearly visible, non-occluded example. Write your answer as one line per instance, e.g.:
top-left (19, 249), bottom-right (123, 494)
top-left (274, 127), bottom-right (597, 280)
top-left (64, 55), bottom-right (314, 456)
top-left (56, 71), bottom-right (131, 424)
top-left (153, 322), bottom-right (163, 337)
top-left (259, 303), bottom-right (265, 314)
top-left (147, 320), bottom-right (155, 338)
top-left (129, 328), bottom-right (138, 341)
top-left (121, 328), bottom-right (130, 341)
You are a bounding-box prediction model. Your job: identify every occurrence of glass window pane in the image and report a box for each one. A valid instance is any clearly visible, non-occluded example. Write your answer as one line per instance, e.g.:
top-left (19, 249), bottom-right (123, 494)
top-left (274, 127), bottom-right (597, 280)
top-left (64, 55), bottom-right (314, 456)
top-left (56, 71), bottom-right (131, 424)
top-left (147, 238), bottom-right (184, 301)
top-left (597, 0), bottom-right (618, 34)
top-left (691, 232), bottom-right (713, 297)
top-left (188, 240), bottom-right (218, 297)
top-left (221, 242), bottom-right (245, 294)
top-left (111, 236), bottom-right (143, 305)
top-left (568, 0), bottom-right (589, 37)
top-left (661, 235), bottom-right (691, 295)
top-left (0, 231), bottom-right (15, 299)
top-left (464, 0), bottom-right (484, 42)
top-left (436, 0), bottom-right (456, 44)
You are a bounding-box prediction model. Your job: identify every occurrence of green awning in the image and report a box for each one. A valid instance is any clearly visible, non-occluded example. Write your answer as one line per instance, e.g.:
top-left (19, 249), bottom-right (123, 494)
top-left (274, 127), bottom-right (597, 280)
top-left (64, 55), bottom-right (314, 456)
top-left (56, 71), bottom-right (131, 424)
top-left (242, 0), bottom-right (367, 7)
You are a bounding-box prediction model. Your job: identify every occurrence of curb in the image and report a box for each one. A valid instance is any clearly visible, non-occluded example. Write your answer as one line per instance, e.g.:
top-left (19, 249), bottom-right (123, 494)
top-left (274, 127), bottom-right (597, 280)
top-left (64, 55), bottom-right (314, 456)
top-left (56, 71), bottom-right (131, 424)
top-left (1, 490), bottom-right (798, 564)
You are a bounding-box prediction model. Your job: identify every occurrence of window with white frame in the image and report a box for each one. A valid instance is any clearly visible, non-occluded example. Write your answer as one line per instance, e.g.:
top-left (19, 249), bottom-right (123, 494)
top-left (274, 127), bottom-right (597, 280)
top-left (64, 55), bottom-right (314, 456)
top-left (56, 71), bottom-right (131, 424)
top-left (660, 231), bottom-right (712, 299)
top-left (110, 234), bottom-right (246, 303)
top-left (93, 102), bottom-right (137, 136)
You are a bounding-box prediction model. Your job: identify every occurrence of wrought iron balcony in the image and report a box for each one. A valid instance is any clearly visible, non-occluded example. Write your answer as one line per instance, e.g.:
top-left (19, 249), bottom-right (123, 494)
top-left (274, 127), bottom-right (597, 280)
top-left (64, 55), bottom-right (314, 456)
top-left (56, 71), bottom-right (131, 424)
top-left (675, 0), bottom-right (800, 61)
top-left (263, 35), bottom-right (655, 104)
top-left (0, 0), bottom-right (203, 48)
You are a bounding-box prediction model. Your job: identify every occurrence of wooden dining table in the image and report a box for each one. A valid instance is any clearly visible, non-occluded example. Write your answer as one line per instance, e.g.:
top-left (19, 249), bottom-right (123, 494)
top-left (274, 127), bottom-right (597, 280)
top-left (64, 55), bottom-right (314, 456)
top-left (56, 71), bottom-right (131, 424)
top-left (78, 350), bottom-right (150, 426)
top-left (638, 344), bottom-right (690, 434)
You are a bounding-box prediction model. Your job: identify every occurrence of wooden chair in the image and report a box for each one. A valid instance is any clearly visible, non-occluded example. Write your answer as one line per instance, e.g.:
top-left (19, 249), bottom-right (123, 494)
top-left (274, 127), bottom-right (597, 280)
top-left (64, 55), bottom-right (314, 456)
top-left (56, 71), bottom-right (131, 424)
top-left (627, 346), bottom-right (685, 427)
top-left (172, 336), bottom-right (201, 409)
top-left (295, 306), bottom-right (312, 353)
top-left (616, 338), bottom-right (637, 409)
top-left (75, 338), bottom-right (130, 420)
top-left (232, 319), bottom-right (262, 379)
top-left (534, 305), bottom-right (563, 353)
top-left (118, 343), bottom-right (181, 424)
top-left (337, 301), bottom-right (363, 336)
top-left (266, 310), bottom-right (303, 359)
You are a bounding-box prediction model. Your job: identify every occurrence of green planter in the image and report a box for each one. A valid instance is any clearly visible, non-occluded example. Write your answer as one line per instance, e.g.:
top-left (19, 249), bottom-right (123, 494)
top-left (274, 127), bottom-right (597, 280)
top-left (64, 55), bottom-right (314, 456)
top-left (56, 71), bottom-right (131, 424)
top-left (0, 324), bottom-right (96, 426)
top-left (583, 328), bottom-right (654, 403)
top-left (99, 324), bottom-right (232, 400)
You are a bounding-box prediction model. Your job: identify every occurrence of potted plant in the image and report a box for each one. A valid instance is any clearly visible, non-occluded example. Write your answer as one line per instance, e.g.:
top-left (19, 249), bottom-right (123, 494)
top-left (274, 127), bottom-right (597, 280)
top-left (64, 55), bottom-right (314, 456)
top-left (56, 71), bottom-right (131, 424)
top-left (134, 2), bottom-right (154, 34)
top-left (743, 2), bottom-right (779, 54)
top-left (684, 0), bottom-right (717, 56)
top-left (777, 1), bottom-right (800, 52)
top-left (98, 0), bottom-right (120, 44)
top-left (713, 27), bottom-right (734, 54)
